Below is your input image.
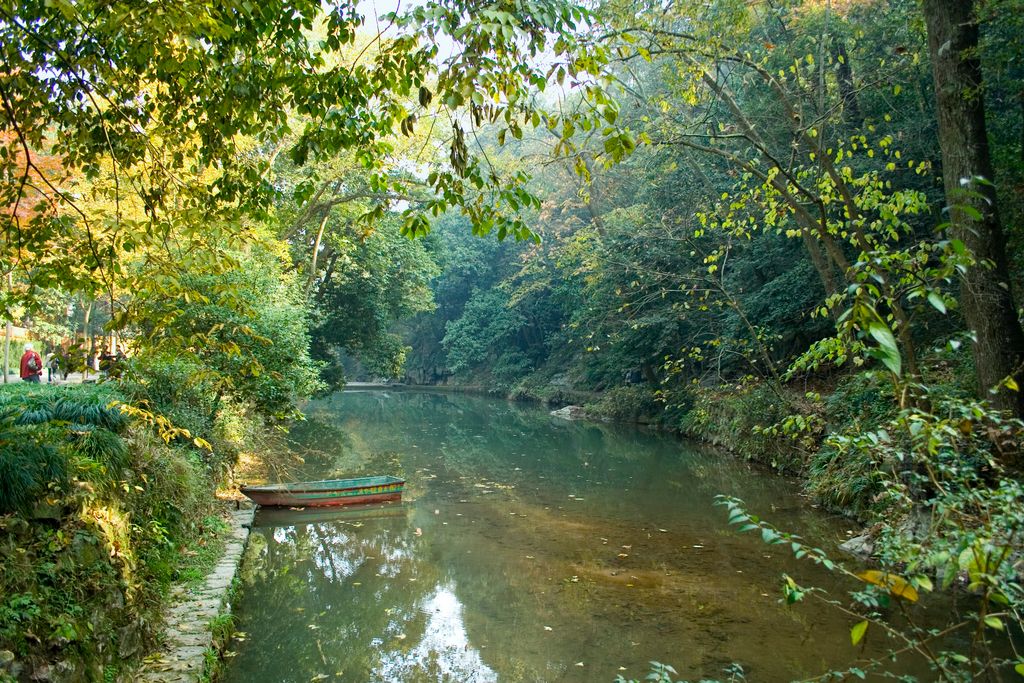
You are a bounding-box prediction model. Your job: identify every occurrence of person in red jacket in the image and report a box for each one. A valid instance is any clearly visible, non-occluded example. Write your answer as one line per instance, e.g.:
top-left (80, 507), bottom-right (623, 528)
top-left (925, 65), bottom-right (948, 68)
top-left (20, 342), bottom-right (43, 383)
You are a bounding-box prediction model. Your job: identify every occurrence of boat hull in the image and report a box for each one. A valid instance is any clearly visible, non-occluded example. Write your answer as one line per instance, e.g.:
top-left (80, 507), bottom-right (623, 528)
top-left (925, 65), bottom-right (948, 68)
top-left (240, 476), bottom-right (404, 508)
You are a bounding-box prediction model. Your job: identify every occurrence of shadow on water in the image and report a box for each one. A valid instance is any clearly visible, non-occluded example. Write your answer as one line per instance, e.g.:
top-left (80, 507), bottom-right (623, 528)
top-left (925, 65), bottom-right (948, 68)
top-left (223, 390), bottom-right (946, 683)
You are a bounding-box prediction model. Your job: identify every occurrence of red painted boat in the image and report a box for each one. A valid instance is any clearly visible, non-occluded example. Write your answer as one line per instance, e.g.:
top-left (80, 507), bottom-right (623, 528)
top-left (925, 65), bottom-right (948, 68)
top-left (240, 475), bottom-right (405, 508)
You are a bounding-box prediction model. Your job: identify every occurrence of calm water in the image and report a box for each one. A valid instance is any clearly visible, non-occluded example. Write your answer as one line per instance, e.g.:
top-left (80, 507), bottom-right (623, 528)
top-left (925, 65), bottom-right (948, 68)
top-left (222, 390), bottom-right (935, 682)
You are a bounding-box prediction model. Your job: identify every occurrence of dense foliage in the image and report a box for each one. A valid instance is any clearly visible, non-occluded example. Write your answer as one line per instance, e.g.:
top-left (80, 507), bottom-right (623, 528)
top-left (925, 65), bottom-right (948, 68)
top-left (0, 384), bottom-right (219, 680)
top-left (2, 0), bottom-right (1024, 679)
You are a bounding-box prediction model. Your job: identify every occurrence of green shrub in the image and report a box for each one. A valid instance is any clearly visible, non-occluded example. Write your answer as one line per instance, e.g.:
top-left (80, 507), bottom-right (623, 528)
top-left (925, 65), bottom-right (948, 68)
top-left (680, 382), bottom-right (804, 472)
top-left (716, 394), bottom-right (1024, 681)
top-left (824, 371), bottom-right (896, 432)
top-left (0, 384), bottom-right (136, 514)
top-left (585, 385), bottom-right (664, 423)
top-left (804, 444), bottom-right (881, 518)
top-left (0, 426), bottom-right (65, 515)
top-left (120, 351), bottom-right (219, 440)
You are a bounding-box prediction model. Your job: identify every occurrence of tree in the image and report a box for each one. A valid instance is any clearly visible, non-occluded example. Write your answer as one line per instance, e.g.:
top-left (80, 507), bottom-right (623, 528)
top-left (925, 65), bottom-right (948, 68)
top-left (310, 216), bottom-right (438, 382)
top-left (1, 0), bottom-right (622, 330)
top-left (922, 0), bottom-right (1024, 415)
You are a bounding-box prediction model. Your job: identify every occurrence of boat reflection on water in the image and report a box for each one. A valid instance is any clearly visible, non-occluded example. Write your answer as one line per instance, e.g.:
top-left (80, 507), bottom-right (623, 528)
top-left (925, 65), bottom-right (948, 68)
top-left (251, 501), bottom-right (410, 528)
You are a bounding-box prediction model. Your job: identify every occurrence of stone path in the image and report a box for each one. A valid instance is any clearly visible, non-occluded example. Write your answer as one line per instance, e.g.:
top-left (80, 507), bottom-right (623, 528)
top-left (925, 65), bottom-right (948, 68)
top-left (138, 506), bottom-right (254, 682)
top-left (2, 370), bottom-right (96, 385)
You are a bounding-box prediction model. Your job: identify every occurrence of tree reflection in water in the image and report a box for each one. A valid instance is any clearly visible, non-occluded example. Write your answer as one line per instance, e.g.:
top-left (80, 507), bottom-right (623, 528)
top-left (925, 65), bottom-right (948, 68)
top-left (223, 391), bottom-right (938, 683)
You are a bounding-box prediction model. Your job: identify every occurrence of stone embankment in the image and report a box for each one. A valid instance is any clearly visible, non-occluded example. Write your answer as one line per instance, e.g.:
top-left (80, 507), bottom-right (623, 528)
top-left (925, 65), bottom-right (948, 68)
top-left (138, 506), bottom-right (253, 682)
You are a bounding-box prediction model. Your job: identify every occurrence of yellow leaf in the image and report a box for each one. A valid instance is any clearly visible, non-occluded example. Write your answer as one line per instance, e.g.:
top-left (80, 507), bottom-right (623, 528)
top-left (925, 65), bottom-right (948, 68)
top-left (850, 620), bottom-right (868, 645)
top-left (856, 570), bottom-right (919, 602)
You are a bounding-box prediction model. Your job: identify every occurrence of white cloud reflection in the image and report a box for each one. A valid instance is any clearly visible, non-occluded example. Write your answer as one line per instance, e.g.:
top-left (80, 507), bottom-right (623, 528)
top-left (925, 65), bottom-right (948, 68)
top-left (373, 583), bottom-right (497, 682)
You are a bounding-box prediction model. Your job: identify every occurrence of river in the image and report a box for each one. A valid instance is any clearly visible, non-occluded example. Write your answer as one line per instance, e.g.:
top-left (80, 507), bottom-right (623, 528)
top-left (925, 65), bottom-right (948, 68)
top-left (220, 389), bottom-right (937, 682)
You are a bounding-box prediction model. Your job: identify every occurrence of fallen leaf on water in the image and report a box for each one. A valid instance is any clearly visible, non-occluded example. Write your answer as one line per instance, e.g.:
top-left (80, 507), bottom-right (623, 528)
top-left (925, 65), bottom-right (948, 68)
top-left (658, 528), bottom-right (668, 533)
top-left (544, 626), bottom-right (553, 631)
top-left (619, 667), bottom-right (627, 671)
top-left (414, 528), bottom-right (423, 536)
top-left (617, 553), bottom-right (629, 558)
top-left (311, 675), bottom-right (328, 682)
top-left (621, 545), bottom-right (632, 549)
top-left (395, 633), bottom-right (406, 640)
top-left (575, 662), bottom-right (584, 667)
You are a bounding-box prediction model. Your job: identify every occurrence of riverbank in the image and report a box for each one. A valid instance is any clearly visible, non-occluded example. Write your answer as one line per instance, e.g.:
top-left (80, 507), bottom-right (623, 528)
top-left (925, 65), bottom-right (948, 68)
top-left (0, 375), bottom-right (272, 683)
top-left (137, 505), bottom-right (253, 683)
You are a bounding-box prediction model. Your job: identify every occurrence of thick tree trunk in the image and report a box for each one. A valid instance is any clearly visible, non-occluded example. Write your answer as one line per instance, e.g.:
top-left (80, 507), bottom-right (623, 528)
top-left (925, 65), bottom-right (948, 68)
top-left (924, 0), bottom-right (1024, 415)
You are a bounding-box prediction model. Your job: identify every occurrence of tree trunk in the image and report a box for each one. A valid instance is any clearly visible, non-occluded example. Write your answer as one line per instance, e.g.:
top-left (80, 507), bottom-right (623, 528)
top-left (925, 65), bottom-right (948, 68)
top-left (923, 0), bottom-right (1024, 415)
top-left (3, 273), bottom-right (11, 382)
top-left (306, 211), bottom-right (331, 298)
top-left (83, 301), bottom-right (93, 378)
top-left (834, 41), bottom-right (863, 128)
top-left (3, 321), bottom-right (10, 383)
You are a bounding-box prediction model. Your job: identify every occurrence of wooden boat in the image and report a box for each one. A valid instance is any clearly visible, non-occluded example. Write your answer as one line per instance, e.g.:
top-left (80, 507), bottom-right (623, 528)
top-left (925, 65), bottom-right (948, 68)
top-left (240, 475), bottom-right (405, 508)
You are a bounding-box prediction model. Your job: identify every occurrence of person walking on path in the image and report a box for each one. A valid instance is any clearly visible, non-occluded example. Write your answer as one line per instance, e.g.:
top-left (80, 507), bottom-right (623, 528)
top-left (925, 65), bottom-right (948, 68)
top-left (20, 343), bottom-right (43, 383)
top-left (46, 352), bottom-right (60, 383)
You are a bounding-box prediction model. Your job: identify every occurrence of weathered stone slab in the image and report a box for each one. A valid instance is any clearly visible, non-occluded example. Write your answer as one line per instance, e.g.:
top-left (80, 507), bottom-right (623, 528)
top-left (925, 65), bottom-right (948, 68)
top-left (167, 632), bottom-right (209, 648)
top-left (136, 505), bottom-right (254, 682)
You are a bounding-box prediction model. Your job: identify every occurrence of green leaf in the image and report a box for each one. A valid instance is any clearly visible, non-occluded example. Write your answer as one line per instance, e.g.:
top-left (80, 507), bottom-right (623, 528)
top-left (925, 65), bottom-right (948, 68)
top-left (927, 291), bottom-right (946, 314)
top-left (868, 322), bottom-right (901, 376)
top-left (850, 620), bottom-right (868, 645)
top-left (1014, 662), bottom-right (1024, 676)
top-left (984, 615), bottom-right (1004, 630)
